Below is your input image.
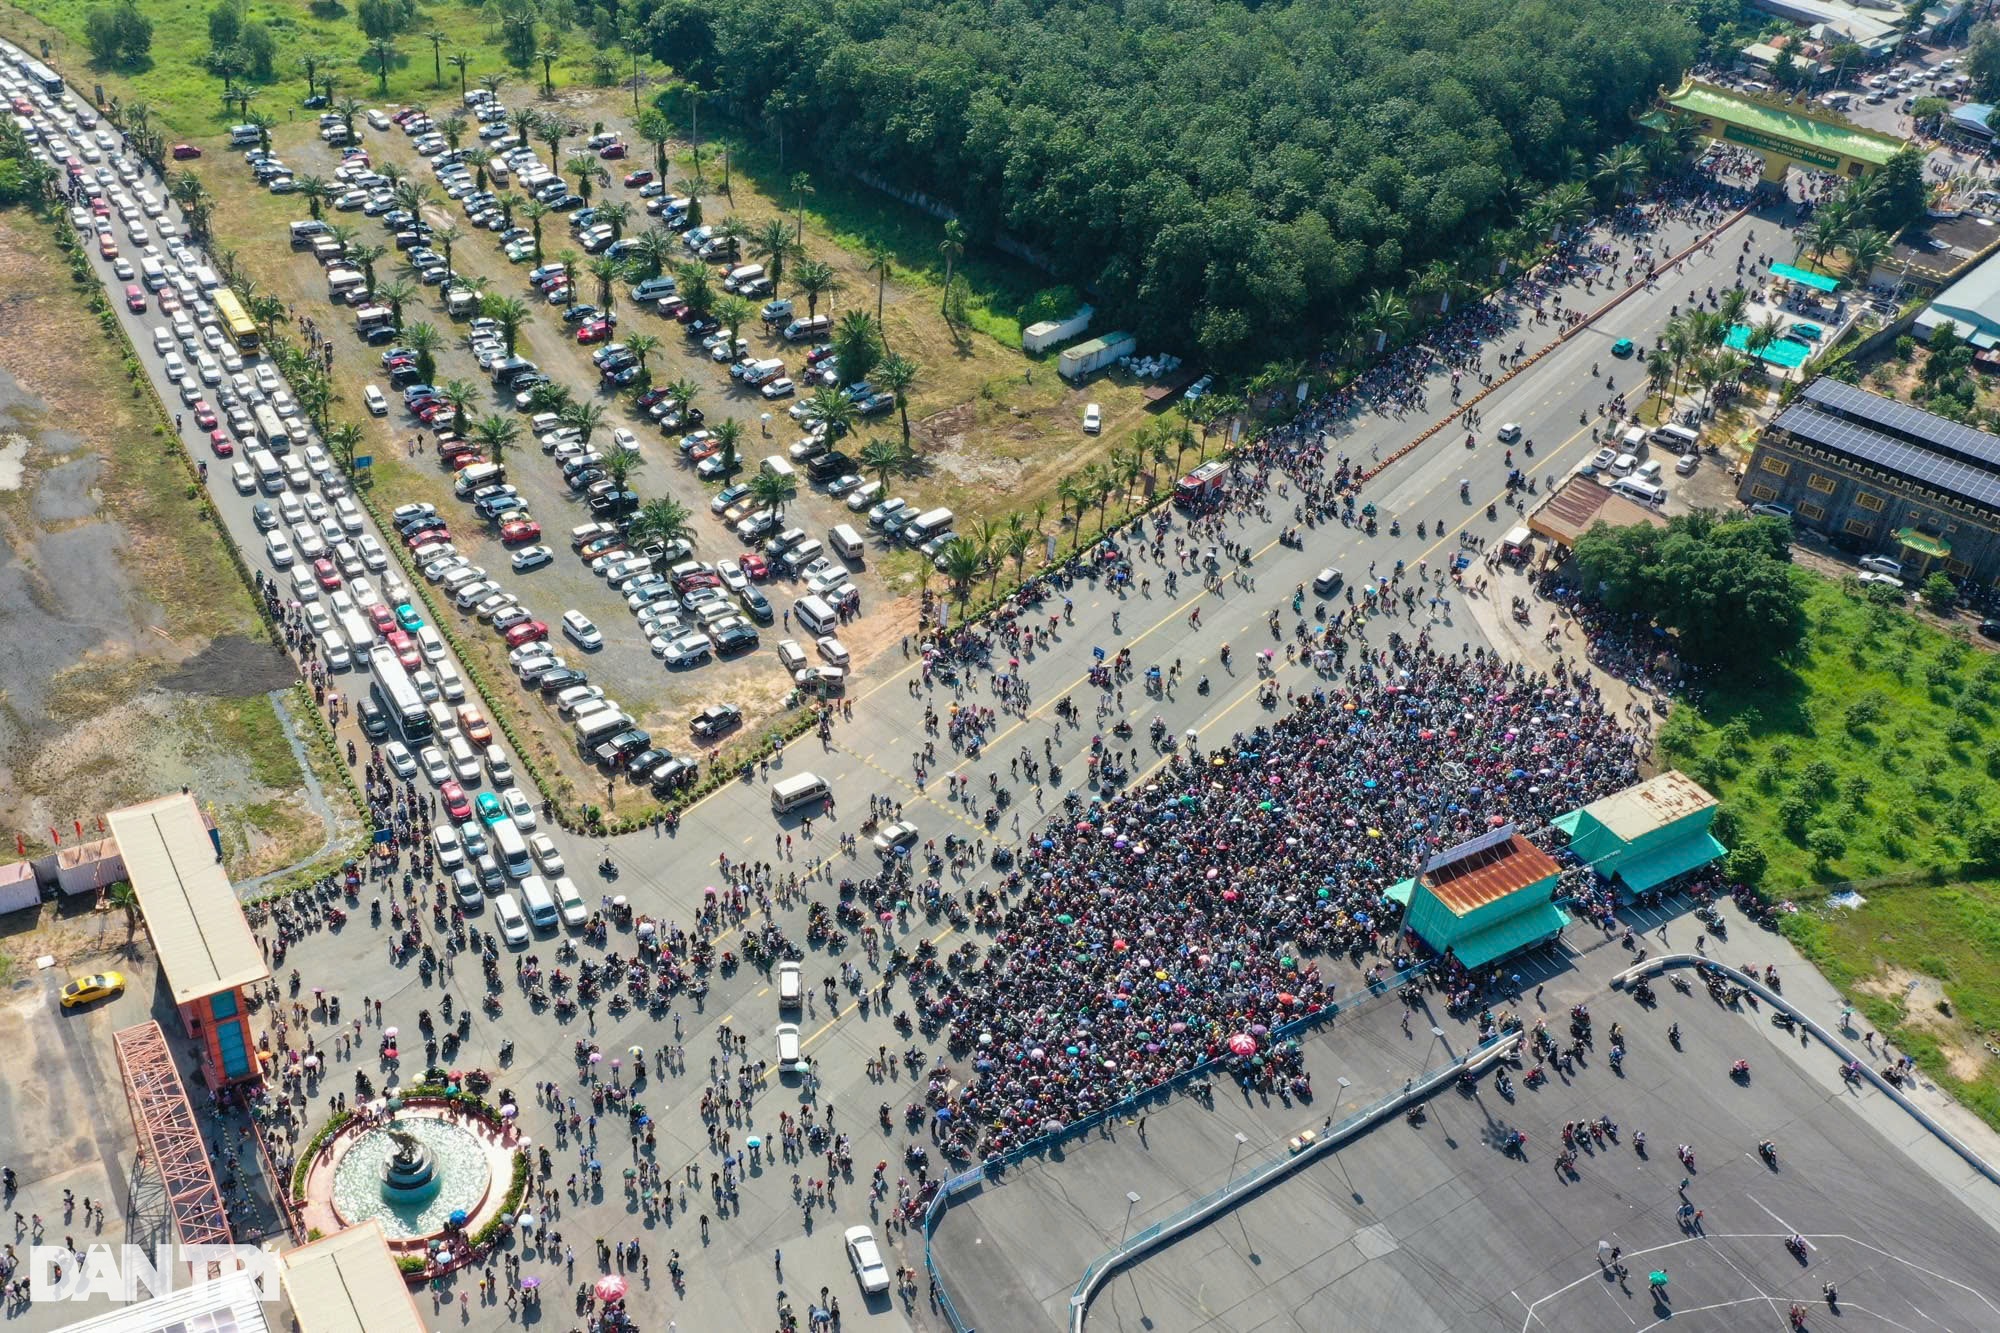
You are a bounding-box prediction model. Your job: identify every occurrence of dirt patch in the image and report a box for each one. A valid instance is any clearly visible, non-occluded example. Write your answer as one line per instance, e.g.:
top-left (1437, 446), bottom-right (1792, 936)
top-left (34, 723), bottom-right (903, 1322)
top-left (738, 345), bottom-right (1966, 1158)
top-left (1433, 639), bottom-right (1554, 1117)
top-left (158, 634), bottom-right (299, 697)
top-left (30, 454), bottom-right (102, 523)
top-left (1854, 966), bottom-right (1989, 1082)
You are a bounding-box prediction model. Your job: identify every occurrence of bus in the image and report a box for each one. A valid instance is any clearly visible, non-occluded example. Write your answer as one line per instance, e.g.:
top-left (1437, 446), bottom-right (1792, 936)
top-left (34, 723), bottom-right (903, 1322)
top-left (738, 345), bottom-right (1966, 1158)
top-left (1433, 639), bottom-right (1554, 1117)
top-left (213, 288), bottom-right (259, 354)
top-left (368, 647), bottom-right (433, 744)
top-left (16, 55), bottom-right (61, 96)
top-left (252, 403), bottom-right (289, 455)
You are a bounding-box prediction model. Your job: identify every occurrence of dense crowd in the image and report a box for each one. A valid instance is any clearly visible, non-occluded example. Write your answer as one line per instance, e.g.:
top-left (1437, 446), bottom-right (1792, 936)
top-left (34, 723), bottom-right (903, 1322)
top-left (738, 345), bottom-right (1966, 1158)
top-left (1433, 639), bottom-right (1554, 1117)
top-left (903, 643), bottom-right (1642, 1159)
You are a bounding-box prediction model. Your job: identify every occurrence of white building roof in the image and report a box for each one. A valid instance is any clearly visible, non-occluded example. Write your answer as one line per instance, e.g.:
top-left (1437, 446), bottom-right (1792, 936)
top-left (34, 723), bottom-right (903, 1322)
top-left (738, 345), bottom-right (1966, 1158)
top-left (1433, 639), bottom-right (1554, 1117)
top-left (279, 1222), bottom-right (426, 1333)
top-left (105, 793), bottom-right (267, 1007)
top-left (46, 1270), bottom-right (270, 1333)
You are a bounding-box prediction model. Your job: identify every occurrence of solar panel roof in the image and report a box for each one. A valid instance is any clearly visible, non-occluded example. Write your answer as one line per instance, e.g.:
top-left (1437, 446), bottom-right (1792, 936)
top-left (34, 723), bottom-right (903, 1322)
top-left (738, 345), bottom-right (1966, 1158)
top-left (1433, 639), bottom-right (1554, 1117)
top-left (1775, 394), bottom-right (2000, 513)
top-left (1801, 377), bottom-right (2000, 472)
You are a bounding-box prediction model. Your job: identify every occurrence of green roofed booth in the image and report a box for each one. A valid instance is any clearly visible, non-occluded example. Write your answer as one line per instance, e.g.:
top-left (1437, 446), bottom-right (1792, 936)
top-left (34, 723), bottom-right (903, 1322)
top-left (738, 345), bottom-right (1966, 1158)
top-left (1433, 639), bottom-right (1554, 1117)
top-left (1770, 263), bottom-right (1840, 293)
top-left (1390, 825), bottom-right (1567, 971)
top-left (1551, 770), bottom-right (1727, 900)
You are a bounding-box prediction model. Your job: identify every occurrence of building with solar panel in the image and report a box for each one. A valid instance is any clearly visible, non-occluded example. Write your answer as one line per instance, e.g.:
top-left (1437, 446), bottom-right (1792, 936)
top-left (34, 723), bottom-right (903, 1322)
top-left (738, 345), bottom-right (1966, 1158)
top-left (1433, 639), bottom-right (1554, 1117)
top-left (1740, 375), bottom-right (2000, 582)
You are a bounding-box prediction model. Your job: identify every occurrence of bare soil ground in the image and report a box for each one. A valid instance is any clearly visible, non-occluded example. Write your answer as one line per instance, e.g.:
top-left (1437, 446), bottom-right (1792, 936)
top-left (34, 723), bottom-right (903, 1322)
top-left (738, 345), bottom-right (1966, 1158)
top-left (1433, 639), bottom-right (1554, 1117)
top-left (0, 212), bottom-right (328, 873)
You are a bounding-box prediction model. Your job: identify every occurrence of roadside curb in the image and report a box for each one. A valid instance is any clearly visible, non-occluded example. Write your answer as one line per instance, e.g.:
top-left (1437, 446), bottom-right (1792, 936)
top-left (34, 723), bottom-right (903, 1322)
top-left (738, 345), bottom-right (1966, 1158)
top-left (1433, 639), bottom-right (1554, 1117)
top-left (1359, 205), bottom-right (1752, 486)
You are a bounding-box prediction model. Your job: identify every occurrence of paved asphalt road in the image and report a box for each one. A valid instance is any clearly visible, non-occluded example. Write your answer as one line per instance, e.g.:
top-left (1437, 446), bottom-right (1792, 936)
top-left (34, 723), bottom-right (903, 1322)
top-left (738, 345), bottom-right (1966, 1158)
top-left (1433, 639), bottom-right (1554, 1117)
top-left (43, 55), bottom-right (1931, 1332)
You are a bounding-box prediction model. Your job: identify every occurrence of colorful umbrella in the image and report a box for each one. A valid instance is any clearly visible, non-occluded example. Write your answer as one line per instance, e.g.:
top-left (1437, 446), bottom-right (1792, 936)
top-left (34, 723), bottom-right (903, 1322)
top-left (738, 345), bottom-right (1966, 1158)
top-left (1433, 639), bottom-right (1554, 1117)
top-left (594, 1274), bottom-right (628, 1302)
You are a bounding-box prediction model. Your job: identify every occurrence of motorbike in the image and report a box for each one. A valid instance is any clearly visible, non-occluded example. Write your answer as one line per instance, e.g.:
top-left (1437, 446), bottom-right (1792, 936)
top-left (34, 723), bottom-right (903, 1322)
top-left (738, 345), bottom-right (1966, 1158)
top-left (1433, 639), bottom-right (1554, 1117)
top-left (1759, 1139), bottom-right (1778, 1166)
top-left (1731, 1059), bottom-right (1751, 1079)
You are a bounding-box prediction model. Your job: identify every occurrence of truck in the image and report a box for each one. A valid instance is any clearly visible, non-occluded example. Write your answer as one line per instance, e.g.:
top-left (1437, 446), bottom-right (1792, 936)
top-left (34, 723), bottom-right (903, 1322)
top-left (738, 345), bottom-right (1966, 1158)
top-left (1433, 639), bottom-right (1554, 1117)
top-left (337, 606), bottom-right (378, 661)
top-left (253, 403), bottom-right (290, 454)
top-left (1057, 332), bottom-right (1136, 382)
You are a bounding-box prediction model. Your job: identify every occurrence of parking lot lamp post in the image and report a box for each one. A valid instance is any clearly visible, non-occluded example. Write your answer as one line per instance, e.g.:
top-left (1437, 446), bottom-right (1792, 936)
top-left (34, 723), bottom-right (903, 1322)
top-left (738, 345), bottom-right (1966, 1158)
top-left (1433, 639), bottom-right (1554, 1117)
top-left (1228, 1132), bottom-right (1248, 1185)
top-left (1119, 1191), bottom-right (1141, 1247)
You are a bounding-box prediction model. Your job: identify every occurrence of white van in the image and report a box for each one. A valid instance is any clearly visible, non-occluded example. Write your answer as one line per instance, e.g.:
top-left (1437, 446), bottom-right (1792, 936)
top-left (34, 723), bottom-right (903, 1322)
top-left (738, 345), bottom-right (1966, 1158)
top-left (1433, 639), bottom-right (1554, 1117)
top-left (828, 523), bottom-right (864, 562)
top-left (722, 263), bottom-right (766, 292)
top-left (139, 255), bottom-right (166, 290)
top-left (1613, 476), bottom-right (1665, 506)
top-left (770, 771), bottom-right (830, 814)
top-left (517, 874), bottom-right (559, 930)
top-left (492, 892), bottom-right (529, 945)
top-left (250, 449), bottom-right (285, 494)
top-left (453, 462), bottom-right (505, 496)
top-left (902, 507), bottom-right (955, 544)
top-left (491, 817), bottom-right (532, 879)
top-left (573, 707), bottom-right (630, 754)
top-left (793, 594), bottom-right (837, 636)
top-left (761, 455), bottom-right (796, 480)
top-left (1651, 423), bottom-right (1700, 453)
top-left (553, 875), bottom-right (587, 927)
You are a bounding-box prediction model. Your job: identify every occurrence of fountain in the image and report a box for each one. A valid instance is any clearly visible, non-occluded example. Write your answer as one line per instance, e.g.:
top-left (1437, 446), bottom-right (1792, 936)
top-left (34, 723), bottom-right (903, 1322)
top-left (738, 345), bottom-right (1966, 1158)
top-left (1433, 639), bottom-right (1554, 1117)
top-left (328, 1115), bottom-right (494, 1240)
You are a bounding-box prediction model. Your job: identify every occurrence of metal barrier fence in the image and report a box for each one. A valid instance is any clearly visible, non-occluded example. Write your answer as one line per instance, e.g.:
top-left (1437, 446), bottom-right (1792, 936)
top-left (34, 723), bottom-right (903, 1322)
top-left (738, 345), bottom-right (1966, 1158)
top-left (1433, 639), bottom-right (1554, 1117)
top-left (918, 960), bottom-right (1437, 1331)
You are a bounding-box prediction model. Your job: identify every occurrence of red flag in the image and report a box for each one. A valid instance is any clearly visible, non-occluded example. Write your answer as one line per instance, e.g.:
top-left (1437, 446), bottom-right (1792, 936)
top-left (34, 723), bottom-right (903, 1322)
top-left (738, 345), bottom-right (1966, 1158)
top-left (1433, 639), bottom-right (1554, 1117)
top-left (48, 826), bottom-right (60, 846)
top-left (14, 833), bottom-right (22, 857)
top-left (96, 816), bottom-right (105, 833)
top-left (74, 819), bottom-right (83, 838)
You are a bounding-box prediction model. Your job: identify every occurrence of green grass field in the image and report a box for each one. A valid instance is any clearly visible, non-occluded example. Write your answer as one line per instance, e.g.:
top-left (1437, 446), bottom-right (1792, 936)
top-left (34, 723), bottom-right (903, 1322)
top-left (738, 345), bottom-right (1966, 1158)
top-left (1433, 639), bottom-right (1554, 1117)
top-left (0, 0), bottom-right (595, 137)
top-left (1658, 574), bottom-right (2000, 1121)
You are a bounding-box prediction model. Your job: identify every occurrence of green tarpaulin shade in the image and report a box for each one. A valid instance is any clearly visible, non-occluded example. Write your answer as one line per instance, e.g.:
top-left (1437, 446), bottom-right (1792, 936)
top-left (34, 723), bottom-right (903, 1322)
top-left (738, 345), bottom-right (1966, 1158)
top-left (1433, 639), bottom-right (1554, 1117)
top-left (1385, 878), bottom-right (1416, 907)
top-left (1616, 832), bottom-right (1728, 894)
top-left (1895, 527), bottom-right (1951, 558)
top-left (1449, 901), bottom-right (1570, 970)
top-left (1771, 262), bottom-right (1838, 293)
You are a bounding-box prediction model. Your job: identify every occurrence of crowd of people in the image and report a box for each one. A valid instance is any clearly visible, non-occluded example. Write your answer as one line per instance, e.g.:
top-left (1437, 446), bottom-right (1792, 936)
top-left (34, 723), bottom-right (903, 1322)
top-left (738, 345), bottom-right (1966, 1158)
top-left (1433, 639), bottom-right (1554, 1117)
top-left (903, 642), bottom-right (1643, 1160)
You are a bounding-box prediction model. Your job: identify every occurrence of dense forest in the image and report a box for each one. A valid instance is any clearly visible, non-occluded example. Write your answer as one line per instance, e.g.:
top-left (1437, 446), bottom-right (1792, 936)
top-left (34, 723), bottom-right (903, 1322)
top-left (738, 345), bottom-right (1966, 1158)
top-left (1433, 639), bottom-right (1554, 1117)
top-left (642, 0), bottom-right (1697, 362)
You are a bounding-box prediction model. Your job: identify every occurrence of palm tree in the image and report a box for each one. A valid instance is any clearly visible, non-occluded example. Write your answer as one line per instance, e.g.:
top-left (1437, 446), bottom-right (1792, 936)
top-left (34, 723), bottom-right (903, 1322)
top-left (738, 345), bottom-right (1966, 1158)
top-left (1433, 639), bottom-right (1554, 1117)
top-left (298, 173), bottom-right (331, 219)
top-left (521, 199), bottom-right (552, 262)
top-left (1744, 313), bottom-right (1787, 363)
top-left (433, 221), bottom-right (463, 273)
top-left (471, 413), bottom-right (520, 467)
top-left (940, 537), bottom-right (983, 606)
top-left (492, 190), bottom-right (521, 230)
top-left (404, 320), bottom-right (443, 381)
top-left (510, 105), bottom-right (538, 150)
top-left (463, 146), bottom-right (492, 192)
top-left (749, 466), bottom-right (798, 521)
top-left (857, 436), bottom-right (913, 493)
top-left (537, 44), bottom-right (563, 97)
top-left (1802, 212), bottom-right (1847, 270)
top-left (326, 420), bottom-right (363, 478)
top-left (558, 399), bottom-right (606, 445)
top-left (438, 378), bottom-right (481, 436)
top-left (807, 386), bottom-right (858, 442)
top-left (604, 447), bottom-right (646, 491)
top-left (793, 257), bottom-right (839, 319)
top-left (479, 72), bottom-right (508, 99)
top-left (629, 228), bottom-right (674, 279)
top-left (716, 295), bottom-right (754, 344)
top-left (1084, 462), bottom-right (1117, 531)
top-left (589, 255), bottom-right (624, 311)
top-left (367, 40), bottom-right (397, 95)
top-left (351, 242), bottom-right (387, 290)
top-left (1645, 354), bottom-right (1674, 411)
top-left (1661, 316), bottom-right (1695, 395)
top-left (874, 354), bottom-right (918, 448)
top-left (1591, 143), bottom-right (1646, 200)
top-left (661, 377), bottom-right (703, 427)
top-left (480, 294), bottom-right (531, 353)
top-left (1056, 475), bottom-right (1091, 542)
top-left (865, 242), bottom-right (893, 321)
top-left (526, 381), bottom-right (574, 416)
top-left (937, 219), bottom-right (965, 318)
top-left (624, 332), bottom-right (661, 382)
top-left (566, 153), bottom-right (608, 206)
top-left (556, 247), bottom-right (582, 296)
top-left (677, 263), bottom-right (714, 316)
top-left (636, 105), bottom-right (673, 180)
top-left (448, 51), bottom-right (473, 102)
top-left (106, 881), bottom-right (140, 943)
top-left (630, 497), bottom-right (695, 565)
top-left (672, 174), bottom-right (707, 229)
top-left (597, 201), bottom-right (633, 242)
top-left (298, 51), bottom-right (332, 103)
top-left (709, 417), bottom-right (744, 476)
top-left (1004, 518), bottom-right (1033, 584)
top-left (789, 171), bottom-right (814, 241)
top-left (1359, 288), bottom-right (1410, 351)
top-left (1718, 286), bottom-right (1750, 330)
top-left (423, 29), bottom-right (449, 86)
top-left (1844, 227), bottom-right (1890, 282)
top-left (751, 218), bottom-right (794, 287)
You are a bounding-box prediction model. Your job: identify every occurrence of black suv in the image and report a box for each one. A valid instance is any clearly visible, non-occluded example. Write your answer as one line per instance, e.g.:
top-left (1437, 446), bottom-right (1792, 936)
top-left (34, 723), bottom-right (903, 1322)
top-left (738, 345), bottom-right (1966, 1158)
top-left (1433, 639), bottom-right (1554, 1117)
top-left (589, 490), bottom-right (640, 517)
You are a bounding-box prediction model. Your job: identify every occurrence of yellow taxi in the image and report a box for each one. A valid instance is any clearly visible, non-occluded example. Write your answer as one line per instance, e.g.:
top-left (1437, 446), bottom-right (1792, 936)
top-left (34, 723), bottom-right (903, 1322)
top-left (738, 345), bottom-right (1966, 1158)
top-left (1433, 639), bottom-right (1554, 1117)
top-left (59, 971), bottom-right (126, 1009)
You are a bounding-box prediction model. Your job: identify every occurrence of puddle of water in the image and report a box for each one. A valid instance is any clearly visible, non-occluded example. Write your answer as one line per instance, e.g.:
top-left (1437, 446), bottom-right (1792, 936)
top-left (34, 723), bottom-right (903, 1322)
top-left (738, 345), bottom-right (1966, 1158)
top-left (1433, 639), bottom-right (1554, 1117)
top-left (0, 435), bottom-right (26, 491)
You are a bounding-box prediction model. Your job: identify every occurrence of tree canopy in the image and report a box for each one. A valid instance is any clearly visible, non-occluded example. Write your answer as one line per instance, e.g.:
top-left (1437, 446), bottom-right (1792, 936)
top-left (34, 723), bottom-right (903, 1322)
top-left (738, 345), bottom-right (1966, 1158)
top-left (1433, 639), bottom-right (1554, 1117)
top-left (644, 0), bottom-right (1695, 363)
top-left (1571, 512), bottom-right (1806, 670)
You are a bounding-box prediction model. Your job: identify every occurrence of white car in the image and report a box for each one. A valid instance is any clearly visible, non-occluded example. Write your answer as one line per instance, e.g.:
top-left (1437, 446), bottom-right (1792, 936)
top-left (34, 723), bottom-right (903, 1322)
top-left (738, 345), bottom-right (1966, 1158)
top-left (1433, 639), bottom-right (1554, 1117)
top-left (562, 609), bottom-right (603, 650)
top-left (528, 833), bottom-right (564, 876)
top-left (265, 532), bottom-right (296, 567)
top-left (363, 384), bottom-right (388, 415)
top-left (433, 822), bottom-right (465, 869)
top-left (384, 741), bottom-right (417, 779)
top-left (417, 625), bottom-right (447, 662)
top-left (418, 745), bottom-right (452, 787)
top-left (333, 496), bottom-right (365, 533)
top-left (611, 427), bottom-right (639, 451)
top-left (717, 559), bottom-right (749, 593)
top-left (661, 632), bottom-right (711, 667)
top-left (501, 787), bottom-right (536, 831)
top-left (492, 892), bottom-right (530, 945)
top-left (1082, 402), bottom-right (1101, 434)
top-left (511, 544), bottom-right (553, 573)
top-left (843, 1226), bottom-right (890, 1294)
top-left (357, 533), bottom-right (389, 571)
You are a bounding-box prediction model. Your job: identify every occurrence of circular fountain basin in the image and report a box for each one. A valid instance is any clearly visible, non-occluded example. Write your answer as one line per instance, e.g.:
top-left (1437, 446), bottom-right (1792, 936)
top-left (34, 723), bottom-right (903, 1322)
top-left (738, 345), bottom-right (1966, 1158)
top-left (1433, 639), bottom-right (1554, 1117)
top-left (329, 1116), bottom-right (493, 1239)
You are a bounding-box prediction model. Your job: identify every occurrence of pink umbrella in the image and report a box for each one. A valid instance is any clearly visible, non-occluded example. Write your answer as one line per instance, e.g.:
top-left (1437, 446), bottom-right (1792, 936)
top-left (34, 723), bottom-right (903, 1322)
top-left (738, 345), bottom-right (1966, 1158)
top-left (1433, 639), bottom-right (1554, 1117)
top-left (593, 1274), bottom-right (628, 1302)
top-left (1227, 1033), bottom-right (1258, 1056)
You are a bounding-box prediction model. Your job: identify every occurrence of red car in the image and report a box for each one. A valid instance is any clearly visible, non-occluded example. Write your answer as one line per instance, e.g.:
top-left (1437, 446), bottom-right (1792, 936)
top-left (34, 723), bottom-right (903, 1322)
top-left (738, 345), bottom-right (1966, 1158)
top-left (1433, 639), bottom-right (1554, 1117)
top-left (623, 169), bottom-right (653, 187)
top-left (598, 141), bottom-right (628, 159)
top-left (366, 603), bottom-right (398, 635)
top-left (171, 143), bottom-right (202, 159)
top-left (385, 629), bottom-right (421, 669)
top-left (124, 283), bottom-right (147, 312)
top-left (209, 429), bottom-right (234, 456)
top-left (440, 780), bottom-right (472, 822)
top-left (576, 319), bottom-right (613, 344)
top-left (192, 402), bottom-right (217, 429)
top-left (97, 234), bottom-right (118, 259)
top-left (503, 619), bottom-right (548, 648)
top-left (498, 518), bottom-right (542, 544)
top-left (157, 290), bottom-right (181, 313)
top-left (404, 525), bottom-right (448, 548)
top-left (659, 297), bottom-right (688, 320)
top-left (313, 558), bottom-right (342, 590)
top-left (738, 552), bottom-right (770, 581)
